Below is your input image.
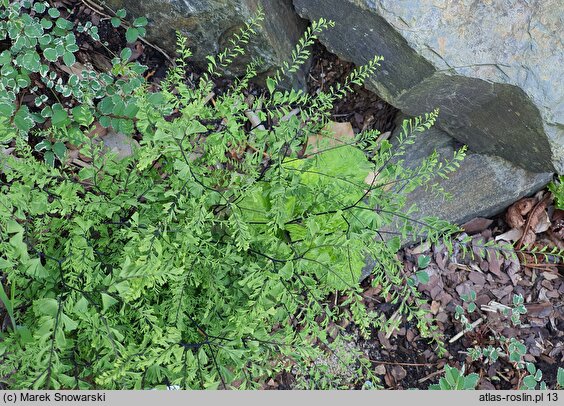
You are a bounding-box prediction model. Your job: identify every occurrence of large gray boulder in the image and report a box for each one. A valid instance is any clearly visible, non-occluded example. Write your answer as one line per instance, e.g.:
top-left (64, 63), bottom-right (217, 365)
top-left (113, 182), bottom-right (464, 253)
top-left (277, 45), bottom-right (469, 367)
top-left (294, 0), bottom-right (564, 174)
top-left (393, 123), bottom-right (553, 226)
top-left (105, 0), bottom-right (307, 79)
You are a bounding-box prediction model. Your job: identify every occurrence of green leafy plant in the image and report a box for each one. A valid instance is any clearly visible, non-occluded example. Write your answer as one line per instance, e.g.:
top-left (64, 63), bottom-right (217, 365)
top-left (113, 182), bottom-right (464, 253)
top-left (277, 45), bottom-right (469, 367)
top-left (0, 1), bottom-right (146, 156)
top-left (429, 365), bottom-right (479, 390)
top-left (0, 9), bottom-right (467, 389)
top-left (457, 294), bottom-right (558, 390)
top-left (549, 176), bottom-right (564, 209)
top-left (34, 137), bottom-right (65, 167)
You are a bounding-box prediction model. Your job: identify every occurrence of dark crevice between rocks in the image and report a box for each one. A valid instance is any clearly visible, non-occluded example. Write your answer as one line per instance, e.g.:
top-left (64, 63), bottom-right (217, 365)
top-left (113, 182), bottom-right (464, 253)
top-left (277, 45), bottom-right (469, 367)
top-left (306, 41), bottom-right (399, 135)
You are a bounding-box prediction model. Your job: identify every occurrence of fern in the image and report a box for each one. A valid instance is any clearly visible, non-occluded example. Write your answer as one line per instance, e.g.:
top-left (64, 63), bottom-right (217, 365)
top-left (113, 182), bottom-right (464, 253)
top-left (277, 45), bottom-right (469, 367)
top-left (0, 12), bottom-right (470, 389)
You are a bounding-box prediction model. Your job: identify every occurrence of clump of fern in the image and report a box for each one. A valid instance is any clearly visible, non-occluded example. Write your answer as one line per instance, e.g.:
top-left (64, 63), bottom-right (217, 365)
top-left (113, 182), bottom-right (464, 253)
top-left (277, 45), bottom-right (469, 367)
top-left (0, 9), bottom-right (465, 389)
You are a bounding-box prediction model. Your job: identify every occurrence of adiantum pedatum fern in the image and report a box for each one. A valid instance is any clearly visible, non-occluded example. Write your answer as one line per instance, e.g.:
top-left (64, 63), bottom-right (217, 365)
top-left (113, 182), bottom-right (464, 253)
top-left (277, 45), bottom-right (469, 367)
top-left (1, 8), bottom-right (467, 389)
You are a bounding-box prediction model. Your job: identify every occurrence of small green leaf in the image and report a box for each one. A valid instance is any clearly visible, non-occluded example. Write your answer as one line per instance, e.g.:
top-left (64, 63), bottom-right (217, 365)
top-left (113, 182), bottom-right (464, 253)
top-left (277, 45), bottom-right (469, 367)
top-left (116, 9), bottom-right (127, 18)
top-left (0, 50), bottom-right (11, 65)
top-left (48, 7), bottom-right (60, 18)
top-left (40, 18), bottom-right (53, 29)
top-left (44, 47), bottom-right (58, 62)
top-left (266, 77), bottom-right (276, 94)
top-left (125, 27), bottom-right (139, 43)
top-left (98, 97), bottom-right (115, 115)
top-left (36, 298), bottom-right (59, 317)
top-left (522, 375), bottom-right (537, 389)
top-left (416, 270), bottom-right (429, 285)
top-left (62, 51), bottom-right (75, 66)
top-left (35, 139), bottom-right (51, 152)
top-left (71, 105), bottom-right (94, 126)
top-left (120, 47), bottom-right (132, 61)
top-left (52, 142), bottom-right (66, 160)
top-left (14, 106), bottom-right (35, 133)
top-left (33, 2), bottom-right (47, 13)
top-left (0, 102), bottom-right (15, 116)
top-left (417, 255), bottom-right (431, 269)
top-left (99, 115), bottom-right (111, 128)
top-left (463, 373), bottom-right (479, 390)
top-left (111, 17), bottom-right (121, 28)
top-left (66, 43), bottom-right (79, 53)
top-left (279, 262), bottom-right (294, 280)
top-left (61, 313), bottom-right (78, 332)
top-left (44, 150), bottom-right (55, 167)
top-left (51, 107), bottom-right (69, 127)
top-left (55, 17), bottom-right (72, 30)
top-left (40, 105), bottom-right (53, 118)
top-left (123, 102), bottom-right (138, 118)
top-left (6, 220), bottom-right (24, 234)
top-left (133, 17), bottom-right (148, 27)
top-left (101, 293), bottom-right (118, 311)
top-left (557, 367), bottom-right (564, 388)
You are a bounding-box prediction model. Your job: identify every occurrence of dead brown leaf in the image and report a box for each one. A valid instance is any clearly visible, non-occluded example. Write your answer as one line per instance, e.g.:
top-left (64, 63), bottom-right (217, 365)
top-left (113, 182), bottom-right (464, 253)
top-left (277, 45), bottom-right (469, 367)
top-left (390, 365), bottom-right (407, 382)
top-left (506, 198), bottom-right (536, 228)
top-left (462, 217), bottom-right (493, 235)
top-left (495, 228), bottom-right (523, 243)
top-left (307, 121), bottom-right (355, 154)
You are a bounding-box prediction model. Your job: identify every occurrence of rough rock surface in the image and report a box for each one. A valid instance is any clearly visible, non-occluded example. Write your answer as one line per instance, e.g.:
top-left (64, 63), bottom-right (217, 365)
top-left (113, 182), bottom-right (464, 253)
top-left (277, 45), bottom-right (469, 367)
top-left (394, 124), bottom-right (553, 225)
top-left (294, 0), bottom-right (563, 174)
top-left (105, 0), bottom-right (306, 79)
top-left (360, 122), bottom-right (552, 281)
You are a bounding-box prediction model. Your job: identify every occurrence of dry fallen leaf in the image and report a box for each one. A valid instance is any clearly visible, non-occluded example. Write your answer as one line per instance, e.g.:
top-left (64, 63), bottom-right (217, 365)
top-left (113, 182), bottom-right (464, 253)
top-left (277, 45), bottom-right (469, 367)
top-left (390, 365), bottom-right (407, 382)
top-left (506, 198), bottom-right (536, 228)
top-left (307, 121), bottom-right (354, 153)
top-left (495, 228), bottom-right (523, 242)
top-left (462, 217), bottom-right (494, 235)
top-left (374, 364), bottom-right (386, 375)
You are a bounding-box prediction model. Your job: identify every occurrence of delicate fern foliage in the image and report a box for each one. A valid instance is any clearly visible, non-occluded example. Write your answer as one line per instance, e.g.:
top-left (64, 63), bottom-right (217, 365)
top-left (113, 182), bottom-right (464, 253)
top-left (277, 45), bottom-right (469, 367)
top-left (267, 18), bottom-right (335, 93)
top-left (0, 13), bottom-right (468, 389)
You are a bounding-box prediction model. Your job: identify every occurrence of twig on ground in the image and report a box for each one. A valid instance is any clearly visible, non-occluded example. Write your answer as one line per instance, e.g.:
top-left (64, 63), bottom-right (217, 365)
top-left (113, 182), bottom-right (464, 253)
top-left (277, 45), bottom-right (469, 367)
top-left (449, 317), bottom-right (483, 343)
top-left (418, 369), bottom-right (444, 384)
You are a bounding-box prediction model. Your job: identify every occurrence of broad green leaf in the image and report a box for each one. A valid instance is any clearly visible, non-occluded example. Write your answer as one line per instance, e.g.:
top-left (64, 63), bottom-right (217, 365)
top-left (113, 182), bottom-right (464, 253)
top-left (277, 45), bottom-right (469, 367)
top-left (266, 77), bottom-right (276, 94)
top-left (417, 255), bottom-right (431, 269)
top-left (101, 293), bottom-right (118, 311)
top-left (125, 27), bottom-right (139, 43)
top-left (48, 7), bottom-right (60, 18)
top-left (36, 298), bottom-right (59, 318)
top-left (62, 51), bottom-right (75, 66)
top-left (416, 270), bottom-right (429, 285)
top-left (51, 106), bottom-right (69, 127)
top-left (6, 219), bottom-right (24, 234)
top-left (43, 47), bottom-right (58, 62)
top-left (13, 106), bottom-right (34, 133)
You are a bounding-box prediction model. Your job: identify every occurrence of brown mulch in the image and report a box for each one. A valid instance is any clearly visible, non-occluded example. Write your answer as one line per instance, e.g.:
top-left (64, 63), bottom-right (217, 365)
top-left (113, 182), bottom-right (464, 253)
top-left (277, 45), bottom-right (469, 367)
top-left (307, 42), bottom-right (399, 135)
top-left (340, 192), bottom-right (562, 390)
